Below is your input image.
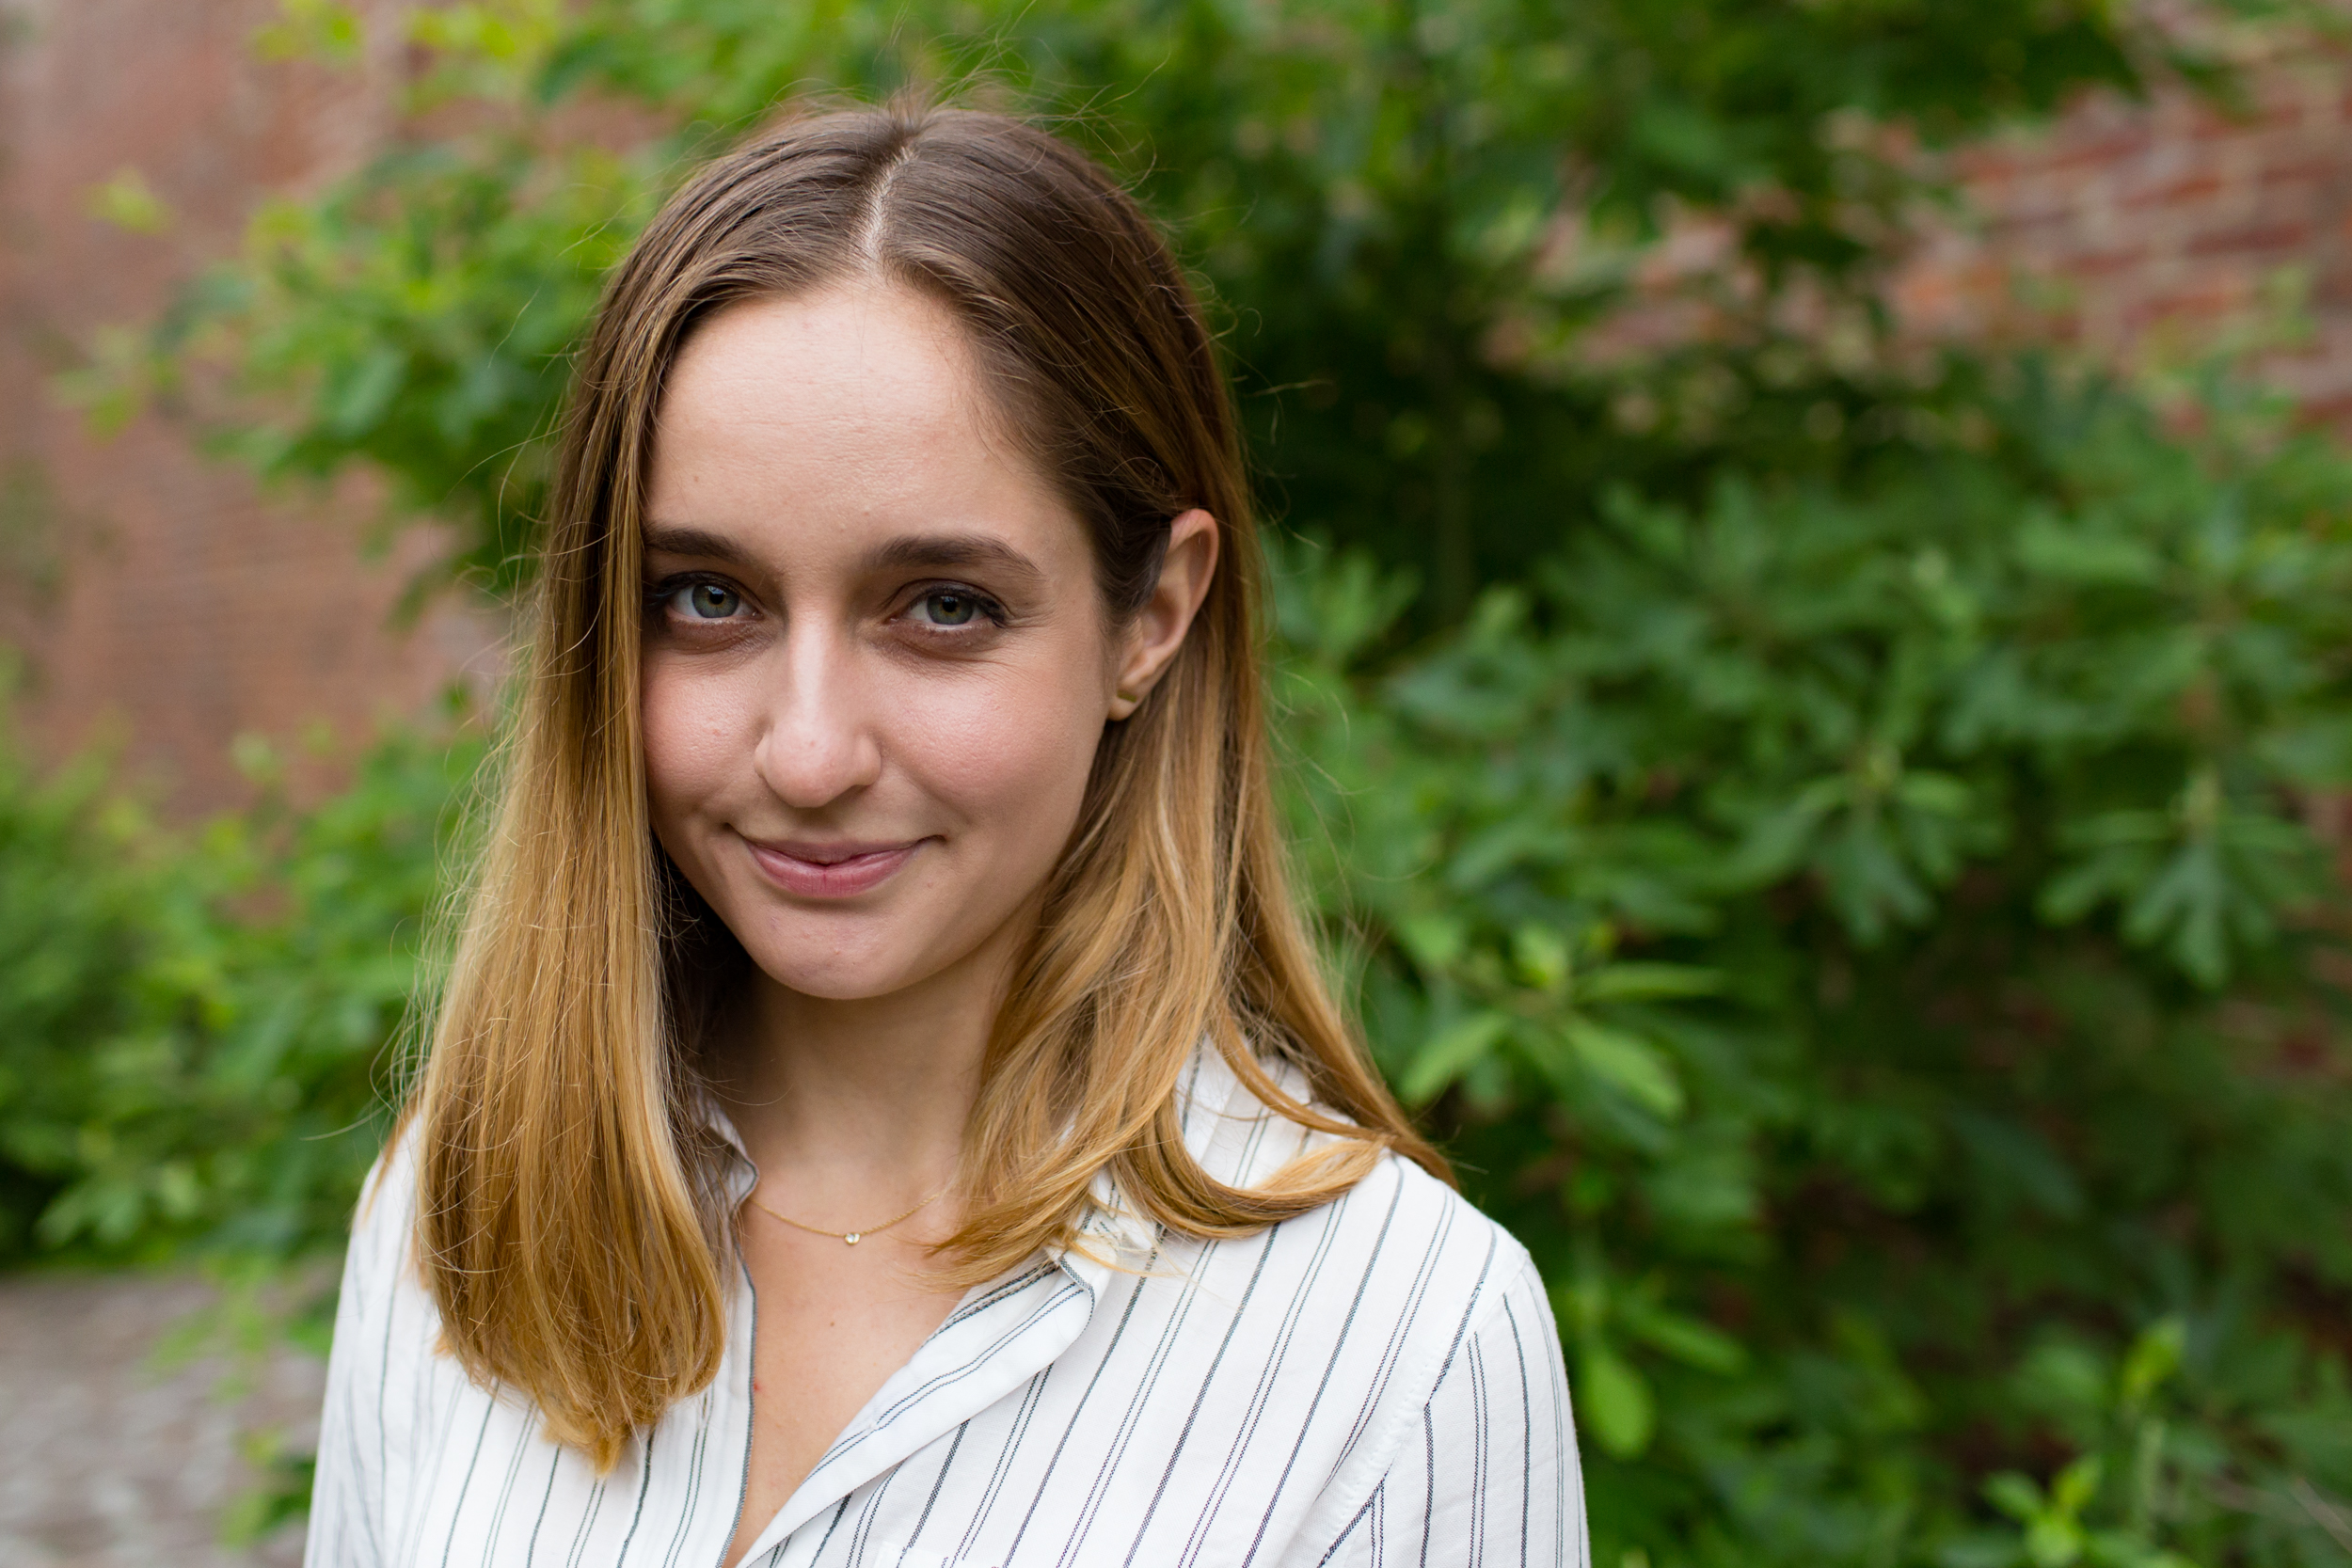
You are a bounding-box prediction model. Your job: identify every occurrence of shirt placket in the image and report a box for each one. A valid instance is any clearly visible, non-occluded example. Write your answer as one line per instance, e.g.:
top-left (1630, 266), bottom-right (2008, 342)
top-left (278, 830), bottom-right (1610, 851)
top-left (728, 1256), bottom-right (1105, 1567)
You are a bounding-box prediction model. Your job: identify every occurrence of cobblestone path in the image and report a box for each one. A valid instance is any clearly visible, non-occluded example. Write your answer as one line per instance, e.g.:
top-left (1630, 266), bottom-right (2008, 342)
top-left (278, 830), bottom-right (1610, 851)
top-left (0, 1273), bottom-right (324, 1568)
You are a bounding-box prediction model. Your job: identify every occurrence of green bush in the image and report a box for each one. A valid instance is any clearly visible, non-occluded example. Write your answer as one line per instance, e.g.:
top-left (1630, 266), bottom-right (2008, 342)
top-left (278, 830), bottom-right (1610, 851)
top-left (1271, 364), bottom-right (2352, 1567)
top-left (0, 720), bottom-right (151, 1259)
top-left (16, 2), bottom-right (2352, 1564)
top-left (0, 709), bottom-right (480, 1266)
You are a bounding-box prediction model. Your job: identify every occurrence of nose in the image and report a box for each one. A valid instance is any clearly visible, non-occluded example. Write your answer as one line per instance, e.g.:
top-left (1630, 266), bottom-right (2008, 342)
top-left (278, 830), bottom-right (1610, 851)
top-left (749, 622), bottom-right (883, 811)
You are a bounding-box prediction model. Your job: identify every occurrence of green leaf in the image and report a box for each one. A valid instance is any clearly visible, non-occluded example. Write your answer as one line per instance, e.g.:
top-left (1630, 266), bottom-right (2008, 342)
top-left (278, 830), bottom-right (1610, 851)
top-left (2052, 1455), bottom-right (2103, 1516)
top-left (1987, 1472), bottom-right (2045, 1523)
top-left (1895, 770), bottom-right (1972, 816)
top-left (1576, 1338), bottom-right (1657, 1459)
top-left (2017, 515), bottom-right (2164, 585)
top-left (1399, 1010), bottom-right (1511, 1104)
top-left (1619, 1302), bottom-right (1747, 1374)
top-left (86, 167), bottom-right (172, 235)
top-left (1577, 962), bottom-right (1721, 1004)
top-left (1394, 912), bottom-right (1467, 972)
top-left (323, 346), bottom-right (406, 440)
top-left (2026, 1515), bottom-right (2086, 1568)
top-left (2119, 1319), bottom-right (2185, 1408)
top-left (1563, 1019), bottom-right (1685, 1118)
top-left (1510, 923), bottom-right (1571, 991)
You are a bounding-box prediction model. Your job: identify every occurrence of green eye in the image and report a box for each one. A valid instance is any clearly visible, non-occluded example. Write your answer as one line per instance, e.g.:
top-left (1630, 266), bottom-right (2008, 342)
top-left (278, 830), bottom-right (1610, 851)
top-left (913, 590), bottom-right (980, 626)
top-left (672, 582), bottom-right (739, 619)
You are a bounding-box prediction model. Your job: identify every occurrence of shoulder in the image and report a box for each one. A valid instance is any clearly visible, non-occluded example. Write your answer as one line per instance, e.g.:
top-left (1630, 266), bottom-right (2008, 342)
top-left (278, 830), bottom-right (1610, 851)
top-left (1161, 1048), bottom-right (1553, 1438)
top-left (1180, 1046), bottom-right (1542, 1350)
top-left (1269, 1147), bottom-right (1543, 1376)
top-left (1115, 1133), bottom-right (1552, 1551)
top-left (311, 1125), bottom-right (473, 1564)
top-left (325, 1127), bottom-right (445, 1400)
top-left (346, 1124), bottom-right (422, 1293)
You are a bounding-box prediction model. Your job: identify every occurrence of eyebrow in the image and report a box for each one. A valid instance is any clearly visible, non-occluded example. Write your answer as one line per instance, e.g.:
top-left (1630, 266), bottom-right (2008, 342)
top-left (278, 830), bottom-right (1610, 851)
top-left (640, 524), bottom-right (752, 564)
top-left (642, 524), bottom-right (1048, 590)
top-left (864, 532), bottom-right (1047, 587)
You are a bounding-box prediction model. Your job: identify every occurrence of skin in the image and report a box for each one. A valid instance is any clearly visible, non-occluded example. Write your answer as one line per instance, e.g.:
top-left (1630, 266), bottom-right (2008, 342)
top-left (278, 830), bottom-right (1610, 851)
top-left (638, 278), bottom-right (1217, 1568)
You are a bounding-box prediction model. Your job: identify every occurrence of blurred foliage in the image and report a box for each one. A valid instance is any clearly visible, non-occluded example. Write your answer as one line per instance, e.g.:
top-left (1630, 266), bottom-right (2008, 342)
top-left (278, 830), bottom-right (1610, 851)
top-left (15, 0), bottom-right (2352, 1564)
top-left (0, 704), bottom-right (479, 1265)
top-left (1270, 365), bottom-right (2352, 1567)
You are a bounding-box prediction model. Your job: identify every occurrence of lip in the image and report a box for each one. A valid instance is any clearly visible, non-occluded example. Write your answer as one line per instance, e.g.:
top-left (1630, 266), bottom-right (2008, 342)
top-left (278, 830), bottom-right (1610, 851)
top-left (741, 836), bottom-right (928, 899)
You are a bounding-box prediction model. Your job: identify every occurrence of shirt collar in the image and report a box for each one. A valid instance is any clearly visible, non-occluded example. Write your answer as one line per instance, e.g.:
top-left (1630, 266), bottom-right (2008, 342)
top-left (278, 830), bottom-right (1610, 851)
top-left (1059, 1041), bottom-right (1297, 1297)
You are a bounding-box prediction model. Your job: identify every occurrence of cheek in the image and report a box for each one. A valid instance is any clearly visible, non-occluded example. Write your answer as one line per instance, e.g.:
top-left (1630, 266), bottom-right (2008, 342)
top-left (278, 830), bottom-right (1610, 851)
top-left (885, 661), bottom-right (1104, 847)
top-left (641, 659), bottom-right (747, 827)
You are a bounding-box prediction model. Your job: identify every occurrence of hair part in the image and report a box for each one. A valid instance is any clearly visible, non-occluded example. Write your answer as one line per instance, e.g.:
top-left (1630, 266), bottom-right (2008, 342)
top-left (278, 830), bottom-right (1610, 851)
top-left (406, 101), bottom-right (1447, 1470)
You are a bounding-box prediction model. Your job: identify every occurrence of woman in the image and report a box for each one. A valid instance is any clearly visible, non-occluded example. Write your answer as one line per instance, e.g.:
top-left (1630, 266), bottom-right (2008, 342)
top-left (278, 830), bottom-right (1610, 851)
top-left (307, 103), bottom-right (1584, 1568)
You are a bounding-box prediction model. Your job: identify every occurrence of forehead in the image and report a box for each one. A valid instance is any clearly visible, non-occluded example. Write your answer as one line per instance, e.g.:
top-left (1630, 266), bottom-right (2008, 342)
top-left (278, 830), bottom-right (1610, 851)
top-left (645, 282), bottom-right (1078, 569)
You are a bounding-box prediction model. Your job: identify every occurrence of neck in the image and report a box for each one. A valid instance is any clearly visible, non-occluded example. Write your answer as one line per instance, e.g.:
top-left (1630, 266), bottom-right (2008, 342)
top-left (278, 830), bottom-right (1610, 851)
top-left (710, 917), bottom-right (1028, 1217)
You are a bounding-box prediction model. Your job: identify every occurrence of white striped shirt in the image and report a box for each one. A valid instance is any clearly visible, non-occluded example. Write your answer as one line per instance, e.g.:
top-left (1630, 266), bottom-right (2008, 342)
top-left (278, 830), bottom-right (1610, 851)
top-left (305, 1050), bottom-right (1588, 1567)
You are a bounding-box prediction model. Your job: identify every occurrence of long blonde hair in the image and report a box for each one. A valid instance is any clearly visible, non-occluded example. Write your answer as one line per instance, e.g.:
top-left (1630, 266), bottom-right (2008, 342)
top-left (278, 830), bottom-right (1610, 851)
top-left (408, 103), bottom-right (1445, 1468)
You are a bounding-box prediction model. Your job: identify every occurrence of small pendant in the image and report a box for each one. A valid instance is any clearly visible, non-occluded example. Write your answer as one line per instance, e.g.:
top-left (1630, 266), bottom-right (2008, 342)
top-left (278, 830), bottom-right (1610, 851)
top-left (843, 1232), bottom-right (862, 1245)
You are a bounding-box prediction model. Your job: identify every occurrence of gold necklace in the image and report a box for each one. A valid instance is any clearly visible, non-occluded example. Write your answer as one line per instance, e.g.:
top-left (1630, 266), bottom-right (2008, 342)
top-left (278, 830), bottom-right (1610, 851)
top-left (744, 1185), bottom-right (946, 1246)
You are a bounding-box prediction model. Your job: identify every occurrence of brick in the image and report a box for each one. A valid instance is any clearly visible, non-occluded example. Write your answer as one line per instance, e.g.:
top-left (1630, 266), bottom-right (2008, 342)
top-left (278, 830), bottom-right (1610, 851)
top-left (2119, 171), bottom-right (2229, 211)
top-left (2182, 219), bottom-right (2318, 258)
top-left (2064, 245), bottom-right (2158, 279)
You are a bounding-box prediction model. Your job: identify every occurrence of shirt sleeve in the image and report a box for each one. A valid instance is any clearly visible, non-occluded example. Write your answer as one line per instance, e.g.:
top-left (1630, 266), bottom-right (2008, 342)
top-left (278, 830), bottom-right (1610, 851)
top-left (1318, 1256), bottom-right (1589, 1568)
top-left (304, 1148), bottom-right (411, 1568)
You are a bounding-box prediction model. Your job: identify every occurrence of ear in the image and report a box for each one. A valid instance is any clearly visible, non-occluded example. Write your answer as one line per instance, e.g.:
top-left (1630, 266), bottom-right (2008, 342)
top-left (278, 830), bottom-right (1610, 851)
top-left (1108, 509), bottom-right (1219, 721)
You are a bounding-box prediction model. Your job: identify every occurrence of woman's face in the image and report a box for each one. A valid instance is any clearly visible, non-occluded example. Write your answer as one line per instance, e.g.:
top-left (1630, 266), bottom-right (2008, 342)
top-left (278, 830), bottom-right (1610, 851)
top-left (640, 281), bottom-right (1206, 1006)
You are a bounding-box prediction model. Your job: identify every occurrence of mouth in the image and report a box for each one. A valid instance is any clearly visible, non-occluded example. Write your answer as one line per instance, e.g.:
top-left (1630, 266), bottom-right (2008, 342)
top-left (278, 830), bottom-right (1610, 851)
top-left (740, 836), bottom-right (930, 899)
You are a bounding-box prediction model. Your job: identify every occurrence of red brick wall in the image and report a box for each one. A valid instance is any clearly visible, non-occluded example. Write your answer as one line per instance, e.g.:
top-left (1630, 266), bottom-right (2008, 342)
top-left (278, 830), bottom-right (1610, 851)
top-left (0, 0), bottom-right (496, 814)
top-left (1897, 24), bottom-right (2352, 420)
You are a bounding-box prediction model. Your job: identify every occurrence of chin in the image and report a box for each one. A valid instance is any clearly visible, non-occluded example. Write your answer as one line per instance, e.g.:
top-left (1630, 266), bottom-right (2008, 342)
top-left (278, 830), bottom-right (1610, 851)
top-left (751, 958), bottom-right (921, 1003)
top-left (732, 921), bottom-right (952, 1005)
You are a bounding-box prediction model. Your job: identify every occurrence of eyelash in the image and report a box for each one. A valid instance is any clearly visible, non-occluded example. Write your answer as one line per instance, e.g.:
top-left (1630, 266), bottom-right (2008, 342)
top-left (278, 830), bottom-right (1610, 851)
top-left (642, 574), bottom-right (1013, 633)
